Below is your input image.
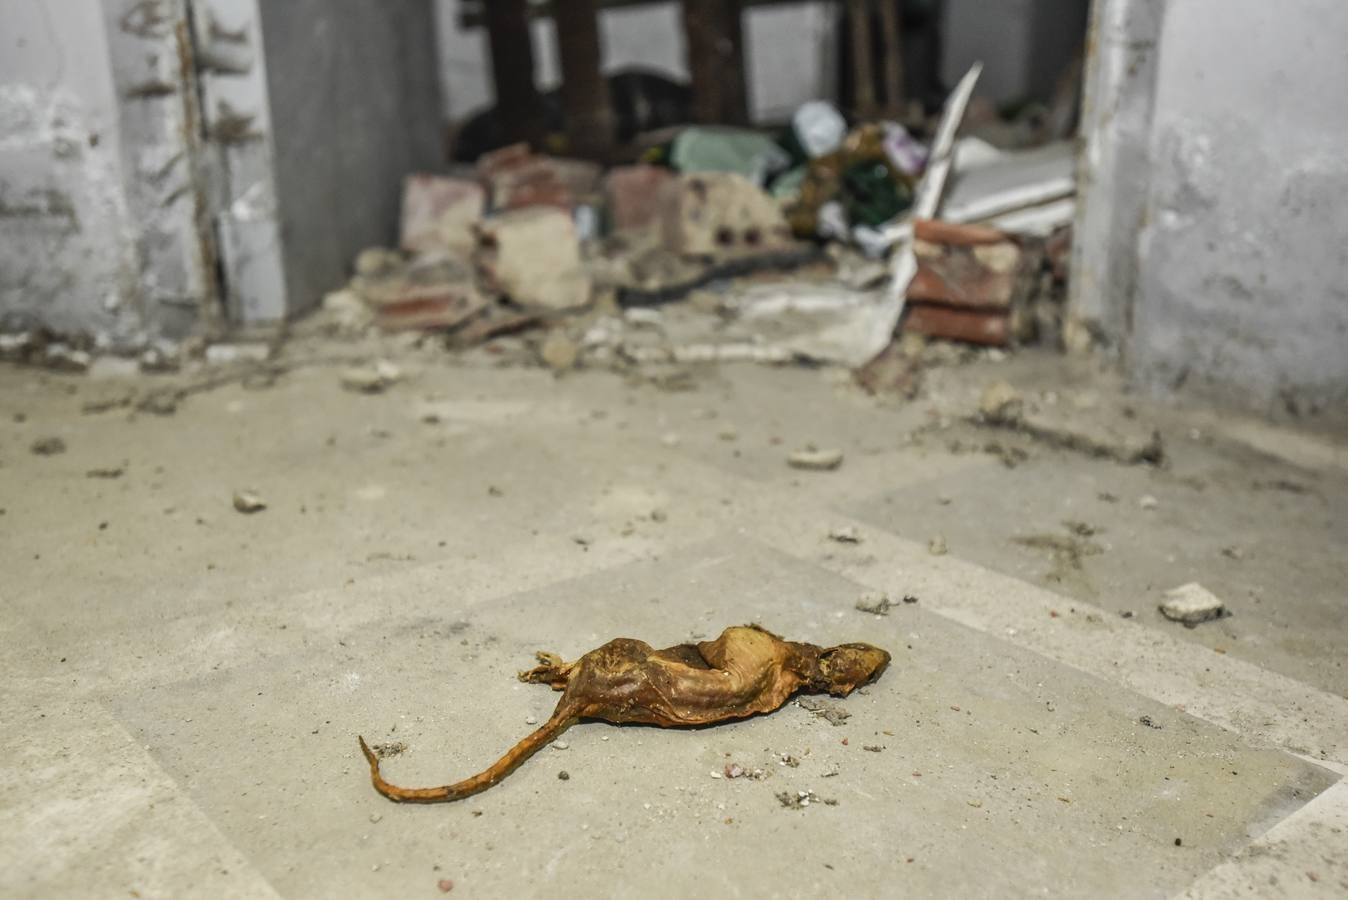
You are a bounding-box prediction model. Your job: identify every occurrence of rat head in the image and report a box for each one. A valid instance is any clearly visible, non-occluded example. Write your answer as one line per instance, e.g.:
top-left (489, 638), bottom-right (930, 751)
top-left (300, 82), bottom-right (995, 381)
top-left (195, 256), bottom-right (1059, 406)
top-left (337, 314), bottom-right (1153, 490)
top-left (817, 642), bottom-right (891, 696)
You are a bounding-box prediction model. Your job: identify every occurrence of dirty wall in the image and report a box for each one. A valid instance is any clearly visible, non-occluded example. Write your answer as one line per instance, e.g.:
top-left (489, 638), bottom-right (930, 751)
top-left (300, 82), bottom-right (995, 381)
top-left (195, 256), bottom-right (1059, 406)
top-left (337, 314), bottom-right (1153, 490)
top-left (0, 0), bottom-right (141, 344)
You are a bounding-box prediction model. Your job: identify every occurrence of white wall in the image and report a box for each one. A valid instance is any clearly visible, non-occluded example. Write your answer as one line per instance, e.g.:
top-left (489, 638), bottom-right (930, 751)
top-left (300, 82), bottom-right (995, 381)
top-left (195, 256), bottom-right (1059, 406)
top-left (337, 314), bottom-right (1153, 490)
top-left (0, 0), bottom-right (139, 342)
top-left (1075, 0), bottom-right (1348, 422)
top-left (434, 0), bottom-right (838, 123)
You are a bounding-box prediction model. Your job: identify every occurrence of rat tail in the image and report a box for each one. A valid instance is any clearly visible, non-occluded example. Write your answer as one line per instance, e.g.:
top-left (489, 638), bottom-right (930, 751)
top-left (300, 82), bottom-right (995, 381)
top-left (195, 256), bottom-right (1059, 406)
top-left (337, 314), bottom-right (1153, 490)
top-left (358, 709), bottom-right (578, 803)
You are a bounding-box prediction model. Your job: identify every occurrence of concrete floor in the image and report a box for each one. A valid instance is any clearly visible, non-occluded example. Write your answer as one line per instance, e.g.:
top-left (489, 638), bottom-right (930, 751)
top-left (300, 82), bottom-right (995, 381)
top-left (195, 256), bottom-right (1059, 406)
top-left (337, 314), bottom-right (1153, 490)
top-left (2, 339), bottom-right (1346, 898)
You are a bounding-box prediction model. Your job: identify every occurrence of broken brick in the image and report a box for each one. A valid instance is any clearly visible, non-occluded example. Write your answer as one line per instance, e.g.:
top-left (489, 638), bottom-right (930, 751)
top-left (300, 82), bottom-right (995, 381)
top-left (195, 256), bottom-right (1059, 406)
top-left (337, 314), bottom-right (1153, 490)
top-left (399, 175), bottom-right (485, 255)
top-left (904, 304), bottom-right (1010, 346)
top-left (605, 164), bottom-right (675, 232)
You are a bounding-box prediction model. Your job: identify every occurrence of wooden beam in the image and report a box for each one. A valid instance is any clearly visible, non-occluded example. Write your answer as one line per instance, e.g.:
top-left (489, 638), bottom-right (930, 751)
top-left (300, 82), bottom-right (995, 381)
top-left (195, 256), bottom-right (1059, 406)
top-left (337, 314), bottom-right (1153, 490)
top-left (484, 0), bottom-right (547, 147)
top-left (683, 0), bottom-right (748, 125)
top-left (878, 0), bottom-right (904, 116)
top-left (847, 0), bottom-right (877, 118)
top-left (554, 0), bottom-right (615, 158)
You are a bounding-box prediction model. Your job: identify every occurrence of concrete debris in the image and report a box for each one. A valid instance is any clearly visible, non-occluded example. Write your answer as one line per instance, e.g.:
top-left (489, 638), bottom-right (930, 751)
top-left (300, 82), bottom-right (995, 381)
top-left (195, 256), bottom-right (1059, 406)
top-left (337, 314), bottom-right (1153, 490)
top-left (340, 361), bottom-right (402, 394)
top-left (787, 447), bottom-right (844, 471)
top-left (723, 762), bottom-right (767, 780)
top-left (979, 380), bottom-right (1024, 424)
top-left (232, 490), bottom-right (266, 514)
top-left (828, 525), bottom-right (862, 544)
top-left (354, 247), bottom-right (405, 278)
top-left (798, 697), bottom-right (851, 726)
top-left (855, 592), bottom-right (898, 616)
top-left (399, 175), bottom-right (485, 255)
top-left (205, 343), bottom-right (271, 366)
top-left (31, 436), bottom-right (67, 456)
top-left (1139, 495), bottom-right (1160, 510)
top-left (475, 207), bottom-right (592, 311)
top-left (776, 790), bottom-right (837, 809)
top-left (539, 331), bottom-right (580, 373)
top-left (928, 534), bottom-right (949, 556)
top-left (1159, 582), bottom-right (1227, 627)
top-left (659, 172), bottom-right (794, 258)
top-left (321, 289), bottom-right (376, 336)
top-left (940, 141), bottom-right (1077, 236)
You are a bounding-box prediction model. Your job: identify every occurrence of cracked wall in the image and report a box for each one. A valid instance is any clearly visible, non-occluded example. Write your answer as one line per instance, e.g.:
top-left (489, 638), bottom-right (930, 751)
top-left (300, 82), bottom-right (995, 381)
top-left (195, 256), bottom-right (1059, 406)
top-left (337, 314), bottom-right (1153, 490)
top-left (0, 0), bottom-right (142, 344)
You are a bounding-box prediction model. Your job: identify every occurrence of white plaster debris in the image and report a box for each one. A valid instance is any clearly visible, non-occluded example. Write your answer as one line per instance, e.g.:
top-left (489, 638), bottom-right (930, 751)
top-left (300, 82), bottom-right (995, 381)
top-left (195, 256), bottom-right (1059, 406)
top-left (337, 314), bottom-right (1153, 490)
top-left (1159, 582), bottom-right (1227, 626)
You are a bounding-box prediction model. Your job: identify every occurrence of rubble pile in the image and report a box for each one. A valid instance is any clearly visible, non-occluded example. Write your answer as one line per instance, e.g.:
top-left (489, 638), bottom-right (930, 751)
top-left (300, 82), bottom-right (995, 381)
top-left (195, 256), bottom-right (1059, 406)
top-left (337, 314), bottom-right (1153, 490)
top-left (2, 67), bottom-right (1080, 394)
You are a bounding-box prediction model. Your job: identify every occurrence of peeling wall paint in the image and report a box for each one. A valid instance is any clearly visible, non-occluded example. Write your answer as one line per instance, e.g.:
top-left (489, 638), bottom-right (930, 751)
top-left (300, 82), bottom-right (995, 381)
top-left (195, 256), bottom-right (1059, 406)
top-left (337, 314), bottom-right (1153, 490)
top-left (0, 0), bottom-right (142, 344)
top-left (1132, 0), bottom-right (1348, 420)
top-left (1076, 0), bottom-right (1348, 422)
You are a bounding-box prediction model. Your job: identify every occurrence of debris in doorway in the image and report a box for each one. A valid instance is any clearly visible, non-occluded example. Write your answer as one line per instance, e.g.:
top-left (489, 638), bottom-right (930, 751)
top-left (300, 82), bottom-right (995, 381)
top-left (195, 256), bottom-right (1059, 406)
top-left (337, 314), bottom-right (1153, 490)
top-left (798, 697), bottom-right (852, 726)
top-left (362, 627), bottom-right (887, 804)
top-left (828, 525), bottom-right (862, 544)
top-left (1159, 583), bottom-right (1227, 627)
top-left (30, 436), bottom-right (67, 456)
top-left (776, 790), bottom-right (837, 810)
top-left (779, 753), bottom-right (801, 768)
top-left (232, 490), bottom-right (267, 514)
top-left (855, 592), bottom-right (898, 616)
top-left (928, 534), bottom-right (949, 556)
top-left (787, 447), bottom-right (844, 471)
top-left (370, 741), bottom-right (408, 759)
top-left (605, 164), bottom-right (676, 232)
top-left (340, 361), bottom-right (402, 394)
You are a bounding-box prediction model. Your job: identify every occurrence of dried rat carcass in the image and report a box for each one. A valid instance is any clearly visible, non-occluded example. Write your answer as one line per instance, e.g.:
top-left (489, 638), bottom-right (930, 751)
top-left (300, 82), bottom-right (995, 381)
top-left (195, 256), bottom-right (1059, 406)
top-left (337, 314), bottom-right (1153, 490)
top-left (359, 624), bottom-right (890, 803)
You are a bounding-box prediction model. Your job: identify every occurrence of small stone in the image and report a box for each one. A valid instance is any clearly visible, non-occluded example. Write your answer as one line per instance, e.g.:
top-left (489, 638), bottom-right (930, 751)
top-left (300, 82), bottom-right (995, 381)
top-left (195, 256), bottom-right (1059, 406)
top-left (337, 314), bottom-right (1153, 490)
top-left (369, 813), bottom-right (382, 823)
top-left (928, 534), bottom-right (949, 556)
top-left (557, 770), bottom-right (570, 781)
top-left (539, 331), bottom-right (580, 372)
top-left (551, 740), bottom-right (569, 750)
top-left (30, 437), bottom-right (67, 456)
top-left (855, 592), bottom-right (895, 616)
top-left (437, 878), bottom-right (455, 893)
top-left (525, 715), bottom-right (539, 726)
top-left (1139, 494), bottom-right (1160, 510)
top-left (340, 360), bottom-right (402, 394)
top-left (828, 525), bottom-right (862, 544)
top-left (979, 380), bottom-right (1023, 424)
top-left (1159, 582), bottom-right (1226, 626)
top-left (787, 447), bottom-right (844, 471)
top-left (232, 490), bottom-right (267, 514)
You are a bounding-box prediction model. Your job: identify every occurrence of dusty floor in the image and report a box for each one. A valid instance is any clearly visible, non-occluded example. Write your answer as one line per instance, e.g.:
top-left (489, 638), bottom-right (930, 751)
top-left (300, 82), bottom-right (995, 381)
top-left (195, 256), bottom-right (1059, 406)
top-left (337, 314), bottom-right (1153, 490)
top-left (2, 336), bottom-right (1346, 898)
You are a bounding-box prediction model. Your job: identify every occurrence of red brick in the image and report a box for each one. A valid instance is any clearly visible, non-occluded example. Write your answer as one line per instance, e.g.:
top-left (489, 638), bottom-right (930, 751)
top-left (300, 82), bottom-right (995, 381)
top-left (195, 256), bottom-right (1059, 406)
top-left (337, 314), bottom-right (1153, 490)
top-left (400, 175), bottom-right (485, 254)
top-left (604, 165), bottom-right (675, 232)
top-left (904, 303), bottom-right (1011, 346)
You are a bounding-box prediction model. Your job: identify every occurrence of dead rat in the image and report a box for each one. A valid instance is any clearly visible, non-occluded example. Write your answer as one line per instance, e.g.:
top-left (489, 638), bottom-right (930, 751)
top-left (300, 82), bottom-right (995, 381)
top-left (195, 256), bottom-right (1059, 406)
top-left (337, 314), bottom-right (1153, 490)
top-left (358, 624), bottom-right (890, 803)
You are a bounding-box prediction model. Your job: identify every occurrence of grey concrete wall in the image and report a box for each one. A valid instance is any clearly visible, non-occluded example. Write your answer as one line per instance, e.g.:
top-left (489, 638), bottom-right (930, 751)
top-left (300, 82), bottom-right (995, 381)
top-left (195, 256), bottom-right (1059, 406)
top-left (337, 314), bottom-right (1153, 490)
top-left (0, 0), bottom-right (140, 341)
top-left (259, 0), bottom-right (445, 316)
top-left (1130, 0), bottom-right (1348, 419)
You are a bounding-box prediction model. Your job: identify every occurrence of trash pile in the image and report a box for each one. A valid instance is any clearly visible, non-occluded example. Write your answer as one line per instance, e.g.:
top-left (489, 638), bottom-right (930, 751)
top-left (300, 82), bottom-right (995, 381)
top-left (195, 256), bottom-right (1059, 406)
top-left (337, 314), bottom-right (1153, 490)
top-left (322, 64), bottom-right (1079, 389)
